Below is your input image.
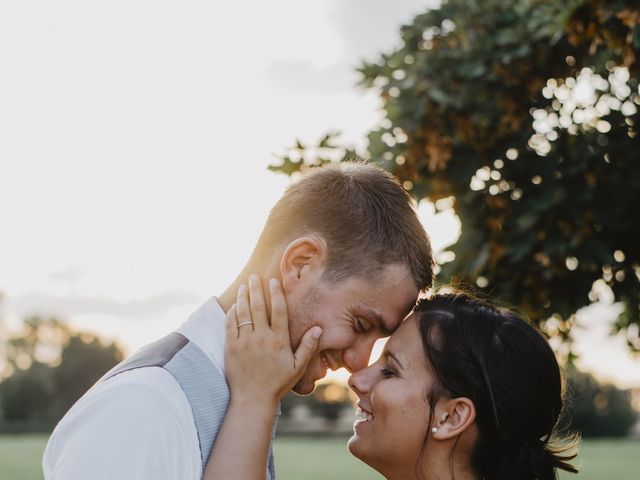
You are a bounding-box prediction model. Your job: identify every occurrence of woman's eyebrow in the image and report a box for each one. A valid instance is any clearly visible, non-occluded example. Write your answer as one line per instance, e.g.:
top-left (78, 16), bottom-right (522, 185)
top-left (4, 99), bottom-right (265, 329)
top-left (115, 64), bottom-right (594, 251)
top-left (385, 350), bottom-right (405, 370)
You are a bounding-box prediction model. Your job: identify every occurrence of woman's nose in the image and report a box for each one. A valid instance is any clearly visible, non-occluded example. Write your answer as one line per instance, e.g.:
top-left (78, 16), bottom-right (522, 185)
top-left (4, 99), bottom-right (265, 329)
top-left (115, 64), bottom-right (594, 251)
top-left (348, 366), bottom-right (373, 396)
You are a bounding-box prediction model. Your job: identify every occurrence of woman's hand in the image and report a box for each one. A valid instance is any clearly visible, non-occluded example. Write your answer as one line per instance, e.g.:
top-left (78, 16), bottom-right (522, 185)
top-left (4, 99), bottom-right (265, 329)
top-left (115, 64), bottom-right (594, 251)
top-left (224, 274), bottom-right (322, 407)
top-left (206, 275), bottom-right (320, 480)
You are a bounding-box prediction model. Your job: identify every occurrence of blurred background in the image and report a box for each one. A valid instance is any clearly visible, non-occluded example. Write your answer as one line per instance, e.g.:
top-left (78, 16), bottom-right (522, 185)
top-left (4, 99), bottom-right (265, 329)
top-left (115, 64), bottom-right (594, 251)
top-left (1, 0), bottom-right (639, 478)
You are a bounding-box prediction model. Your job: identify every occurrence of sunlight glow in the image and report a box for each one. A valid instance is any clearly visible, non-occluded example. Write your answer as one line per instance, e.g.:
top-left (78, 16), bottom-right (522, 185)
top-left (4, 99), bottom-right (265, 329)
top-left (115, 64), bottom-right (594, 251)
top-left (1, 0), bottom-right (638, 392)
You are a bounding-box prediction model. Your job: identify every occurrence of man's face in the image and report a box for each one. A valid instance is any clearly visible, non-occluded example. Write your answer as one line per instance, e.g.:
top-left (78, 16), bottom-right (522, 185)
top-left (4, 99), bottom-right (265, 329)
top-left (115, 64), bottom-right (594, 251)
top-left (286, 263), bottom-right (419, 395)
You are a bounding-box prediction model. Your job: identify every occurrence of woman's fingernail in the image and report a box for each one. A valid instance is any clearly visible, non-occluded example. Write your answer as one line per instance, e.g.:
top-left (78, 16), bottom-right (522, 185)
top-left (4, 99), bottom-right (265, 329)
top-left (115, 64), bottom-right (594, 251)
top-left (269, 278), bottom-right (279, 289)
top-left (312, 327), bottom-right (322, 339)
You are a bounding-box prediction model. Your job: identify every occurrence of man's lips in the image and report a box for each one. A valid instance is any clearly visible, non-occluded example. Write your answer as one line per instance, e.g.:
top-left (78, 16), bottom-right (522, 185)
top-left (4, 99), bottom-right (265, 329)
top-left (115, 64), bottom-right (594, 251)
top-left (320, 352), bottom-right (338, 371)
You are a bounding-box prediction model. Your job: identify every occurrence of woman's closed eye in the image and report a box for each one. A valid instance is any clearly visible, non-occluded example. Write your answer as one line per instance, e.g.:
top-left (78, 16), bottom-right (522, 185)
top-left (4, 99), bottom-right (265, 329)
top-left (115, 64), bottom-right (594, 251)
top-left (380, 366), bottom-right (398, 378)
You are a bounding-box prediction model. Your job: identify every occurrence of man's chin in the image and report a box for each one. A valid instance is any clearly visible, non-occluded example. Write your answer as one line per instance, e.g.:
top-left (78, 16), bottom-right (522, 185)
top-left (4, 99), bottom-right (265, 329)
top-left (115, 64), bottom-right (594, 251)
top-left (291, 375), bottom-right (317, 395)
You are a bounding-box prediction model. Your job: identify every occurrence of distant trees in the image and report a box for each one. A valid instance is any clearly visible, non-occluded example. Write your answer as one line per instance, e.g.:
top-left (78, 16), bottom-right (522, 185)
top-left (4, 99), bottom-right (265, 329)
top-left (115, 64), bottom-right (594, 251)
top-left (0, 362), bottom-right (54, 425)
top-left (0, 316), bottom-right (123, 431)
top-left (565, 367), bottom-right (638, 437)
top-left (52, 335), bottom-right (123, 421)
top-left (281, 382), bottom-right (354, 430)
top-left (270, 0), bottom-right (640, 350)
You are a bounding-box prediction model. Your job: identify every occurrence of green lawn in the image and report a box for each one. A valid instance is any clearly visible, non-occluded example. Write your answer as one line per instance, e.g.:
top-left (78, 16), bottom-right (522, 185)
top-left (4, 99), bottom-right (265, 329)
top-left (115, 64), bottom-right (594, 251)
top-left (1, 434), bottom-right (638, 479)
top-left (0, 434), bottom-right (47, 480)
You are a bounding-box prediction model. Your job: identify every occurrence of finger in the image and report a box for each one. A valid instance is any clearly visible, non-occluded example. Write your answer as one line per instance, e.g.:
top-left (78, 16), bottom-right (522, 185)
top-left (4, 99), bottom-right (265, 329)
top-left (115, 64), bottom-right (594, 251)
top-left (248, 274), bottom-right (268, 331)
top-left (225, 304), bottom-right (239, 342)
top-left (236, 284), bottom-right (253, 335)
top-left (293, 326), bottom-right (323, 374)
top-left (269, 278), bottom-right (289, 333)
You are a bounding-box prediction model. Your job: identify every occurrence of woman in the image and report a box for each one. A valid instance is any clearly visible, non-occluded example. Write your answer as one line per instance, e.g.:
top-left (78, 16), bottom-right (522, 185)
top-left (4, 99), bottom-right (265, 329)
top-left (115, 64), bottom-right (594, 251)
top-left (206, 279), bottom-right (578, 480)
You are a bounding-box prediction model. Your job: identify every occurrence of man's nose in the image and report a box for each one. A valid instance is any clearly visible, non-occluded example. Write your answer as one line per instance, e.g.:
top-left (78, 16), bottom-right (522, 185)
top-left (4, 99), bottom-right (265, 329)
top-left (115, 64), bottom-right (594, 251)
top-left (342, 337), bottom-right (376, 373)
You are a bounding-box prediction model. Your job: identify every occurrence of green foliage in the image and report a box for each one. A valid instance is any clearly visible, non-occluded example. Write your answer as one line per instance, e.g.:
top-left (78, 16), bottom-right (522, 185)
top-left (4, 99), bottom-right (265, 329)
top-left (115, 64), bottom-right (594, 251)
top-left (0, 363), bottom-right (54, 423)
top-left (270, 0), bottom-right (640, 348)
top-left (0, 317), bottom-right (123, 430)
top-left (4, 316), bottom-right (70, 372)
top-left (268, 132), bottom-right (360, 176)
top-left (52, 335), bottom-right (123, 420)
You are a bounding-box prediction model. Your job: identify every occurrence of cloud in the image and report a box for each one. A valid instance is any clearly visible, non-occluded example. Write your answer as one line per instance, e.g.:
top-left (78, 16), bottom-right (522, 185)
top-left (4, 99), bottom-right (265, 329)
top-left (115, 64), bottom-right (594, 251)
top-left (326, 0), bottom-right (441, 63)
top-left (265, 61), bottom-right (356, 94)
top-left (49, 266), bottom-right (84, 285)
top-left (265, 0), bottom-right (441, 94)
top-left (7, 290), bottom-right (200, 320)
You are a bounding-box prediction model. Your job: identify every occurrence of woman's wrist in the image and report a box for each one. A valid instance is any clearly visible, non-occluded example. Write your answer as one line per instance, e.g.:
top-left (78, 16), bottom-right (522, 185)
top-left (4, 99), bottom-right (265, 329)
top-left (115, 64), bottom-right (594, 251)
top-left (228, 393), bottom-right (280, 420)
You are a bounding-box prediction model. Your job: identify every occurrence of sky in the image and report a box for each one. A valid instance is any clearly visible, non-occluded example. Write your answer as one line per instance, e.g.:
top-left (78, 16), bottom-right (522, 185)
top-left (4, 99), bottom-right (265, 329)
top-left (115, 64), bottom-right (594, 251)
top-left (1, 0), bottom-right (639, 389)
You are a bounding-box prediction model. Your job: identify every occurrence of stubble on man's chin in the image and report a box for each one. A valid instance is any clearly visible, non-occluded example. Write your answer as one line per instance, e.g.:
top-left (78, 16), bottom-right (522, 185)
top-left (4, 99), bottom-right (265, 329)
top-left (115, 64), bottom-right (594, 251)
top-left (292, 374), bottom-right (316, 396)
top-left (288, 326), bottom-right (317, 396)
top-left (288, 286), bottom-right (322, 396)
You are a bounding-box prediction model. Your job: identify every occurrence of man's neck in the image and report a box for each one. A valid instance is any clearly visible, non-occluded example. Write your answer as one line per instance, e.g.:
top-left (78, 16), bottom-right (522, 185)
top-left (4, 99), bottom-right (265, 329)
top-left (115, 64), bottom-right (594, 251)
top-left (218, 270), bottom-right (275, 314)
top-left (217, 281), bottom-right (239, 314)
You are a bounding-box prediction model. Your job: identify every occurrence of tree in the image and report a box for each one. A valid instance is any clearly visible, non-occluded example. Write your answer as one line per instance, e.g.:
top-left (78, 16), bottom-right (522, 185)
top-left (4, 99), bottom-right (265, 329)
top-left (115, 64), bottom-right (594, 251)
top-left (270, 0), bottom-right (640, 349)
top-left (0, 362), bottom-right (54, 424)
top-left (564, 367), bottom-right (638, 436)
top-left (4, 316), bottom-right (70, 373)
top-left (0, 317), bottom-right (124, 429)
top-left (52, 334), bottom-right (123, 420)
top-left (281, 382), bottom-right (352, 425)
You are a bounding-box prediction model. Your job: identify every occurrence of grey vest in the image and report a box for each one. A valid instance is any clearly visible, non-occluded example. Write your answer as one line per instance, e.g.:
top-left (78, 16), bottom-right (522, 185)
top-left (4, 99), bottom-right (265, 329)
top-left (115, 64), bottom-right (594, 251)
top-left (103, 332), bottom-right (278, 479)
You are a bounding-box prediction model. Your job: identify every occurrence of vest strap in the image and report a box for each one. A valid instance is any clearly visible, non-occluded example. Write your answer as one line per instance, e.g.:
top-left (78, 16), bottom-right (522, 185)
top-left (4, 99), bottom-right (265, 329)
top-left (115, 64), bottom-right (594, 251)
top-left (103, 333), bottom-right (230, 473)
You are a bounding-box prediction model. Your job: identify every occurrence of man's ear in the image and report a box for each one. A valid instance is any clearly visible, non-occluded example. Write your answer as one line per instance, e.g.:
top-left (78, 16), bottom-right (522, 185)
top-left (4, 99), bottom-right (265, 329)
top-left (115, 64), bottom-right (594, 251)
top-left (279, 236), bottom-right (327, 291)
top-left (431, 397), bottom-right (476, 440)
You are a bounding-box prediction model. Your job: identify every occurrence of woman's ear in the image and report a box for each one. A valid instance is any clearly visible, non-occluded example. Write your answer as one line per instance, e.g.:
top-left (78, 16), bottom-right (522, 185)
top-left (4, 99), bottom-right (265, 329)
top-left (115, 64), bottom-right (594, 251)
top-left (279, 236), bottom-right (327, 291)
top-left (431, 397), bottom-right (476, 440)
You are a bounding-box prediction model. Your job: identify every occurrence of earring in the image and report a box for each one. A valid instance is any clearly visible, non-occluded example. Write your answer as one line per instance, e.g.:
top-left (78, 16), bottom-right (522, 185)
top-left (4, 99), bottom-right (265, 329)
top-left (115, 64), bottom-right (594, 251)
top-left (431, 427), bottom-right (438, 434)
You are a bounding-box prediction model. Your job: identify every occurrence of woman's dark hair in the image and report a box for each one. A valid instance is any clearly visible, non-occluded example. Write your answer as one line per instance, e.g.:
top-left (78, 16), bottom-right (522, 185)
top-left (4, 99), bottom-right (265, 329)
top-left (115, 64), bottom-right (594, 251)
top-left (415, 293), bottom-right (578, 480)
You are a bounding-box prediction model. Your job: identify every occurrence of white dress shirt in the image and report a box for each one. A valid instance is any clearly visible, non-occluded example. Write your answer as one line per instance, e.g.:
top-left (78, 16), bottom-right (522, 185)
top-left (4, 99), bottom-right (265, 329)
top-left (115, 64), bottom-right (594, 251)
top-left (42, 296), bottom-right (227, 480)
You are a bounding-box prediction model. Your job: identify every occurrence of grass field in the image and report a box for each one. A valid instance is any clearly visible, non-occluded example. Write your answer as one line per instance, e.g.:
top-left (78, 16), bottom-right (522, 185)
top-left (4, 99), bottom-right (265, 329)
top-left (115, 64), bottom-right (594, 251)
top-left (1, 434), bottom-right (638, 479)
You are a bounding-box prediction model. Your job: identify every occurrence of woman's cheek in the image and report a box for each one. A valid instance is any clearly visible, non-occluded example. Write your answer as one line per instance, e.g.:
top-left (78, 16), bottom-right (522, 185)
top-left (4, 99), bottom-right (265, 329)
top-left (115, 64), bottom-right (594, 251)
top-left (380, 385), bottom-right (429, 447)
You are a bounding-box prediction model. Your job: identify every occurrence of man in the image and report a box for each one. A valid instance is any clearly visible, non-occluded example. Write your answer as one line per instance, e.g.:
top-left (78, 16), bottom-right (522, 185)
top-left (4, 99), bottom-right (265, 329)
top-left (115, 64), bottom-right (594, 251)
top-left (42, 162), bottom-right (434, 479)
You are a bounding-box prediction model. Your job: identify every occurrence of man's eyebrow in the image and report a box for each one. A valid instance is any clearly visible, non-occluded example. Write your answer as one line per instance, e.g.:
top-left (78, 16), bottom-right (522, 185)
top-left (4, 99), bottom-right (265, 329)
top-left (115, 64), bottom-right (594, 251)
top-left (362, 308), bottom-right (394, 336)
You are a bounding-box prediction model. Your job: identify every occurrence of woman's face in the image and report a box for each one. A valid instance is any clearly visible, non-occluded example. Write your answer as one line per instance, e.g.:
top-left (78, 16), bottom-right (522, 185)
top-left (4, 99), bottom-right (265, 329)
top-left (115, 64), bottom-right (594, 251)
top-left (347, 314), bottom-right (435, 477)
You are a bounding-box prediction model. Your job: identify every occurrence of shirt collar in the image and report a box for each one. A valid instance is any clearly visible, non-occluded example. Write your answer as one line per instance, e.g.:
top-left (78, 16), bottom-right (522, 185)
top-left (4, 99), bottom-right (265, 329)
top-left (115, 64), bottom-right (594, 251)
top-left (177, 295), bottom-right (226, 374)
